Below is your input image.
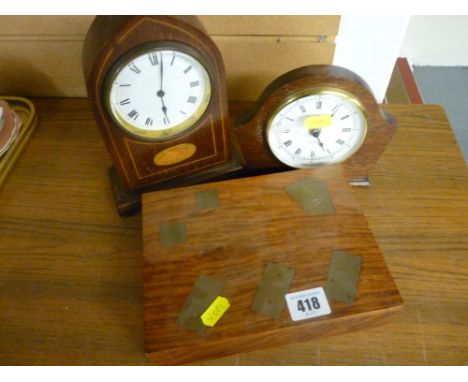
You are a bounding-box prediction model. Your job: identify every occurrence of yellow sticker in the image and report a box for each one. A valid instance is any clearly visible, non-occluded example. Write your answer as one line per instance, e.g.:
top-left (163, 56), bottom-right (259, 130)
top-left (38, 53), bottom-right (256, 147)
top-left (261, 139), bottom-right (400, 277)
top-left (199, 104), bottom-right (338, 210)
top-left (304, 114), bottom-right (332, 130)
top-left (201, 296), bottom-right (230, 327)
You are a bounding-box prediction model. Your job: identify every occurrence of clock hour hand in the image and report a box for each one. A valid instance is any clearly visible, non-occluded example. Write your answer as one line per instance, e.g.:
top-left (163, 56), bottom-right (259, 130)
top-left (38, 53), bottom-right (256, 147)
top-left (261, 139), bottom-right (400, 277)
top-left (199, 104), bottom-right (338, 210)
top-left (157, 91), bottom-right (170, 124)
top-left (160, 100), bottom-right (170, 124)
top-left (310, 129), bottom-right (331, 154)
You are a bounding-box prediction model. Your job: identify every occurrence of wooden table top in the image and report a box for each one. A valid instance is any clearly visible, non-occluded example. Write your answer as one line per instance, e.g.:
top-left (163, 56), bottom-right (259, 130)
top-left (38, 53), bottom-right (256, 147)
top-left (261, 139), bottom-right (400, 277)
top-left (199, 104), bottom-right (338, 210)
top-left (0, 99), bottom-right (467, 365)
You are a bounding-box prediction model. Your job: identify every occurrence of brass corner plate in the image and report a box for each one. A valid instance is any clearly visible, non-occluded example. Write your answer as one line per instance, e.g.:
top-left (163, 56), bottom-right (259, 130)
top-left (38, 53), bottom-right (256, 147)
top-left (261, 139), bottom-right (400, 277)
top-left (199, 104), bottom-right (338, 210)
top-left (160, 222), bottom-right (187, 246)
top-left (195, 189), bottom-right (219, 211)
top-left (325, 250), bottom-right (362, 304)
top-left (177, 274), bottom-right (224, 334)
top-left (251, 262), bottom-right (295, 319)
top-left (286, 177), bottom-right (336, 216)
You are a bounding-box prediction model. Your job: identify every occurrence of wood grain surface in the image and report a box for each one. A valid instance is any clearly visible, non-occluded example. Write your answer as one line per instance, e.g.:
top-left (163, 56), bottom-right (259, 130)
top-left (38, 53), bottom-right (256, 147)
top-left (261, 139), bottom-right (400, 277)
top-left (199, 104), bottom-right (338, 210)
top-left (141, 165), bottom-right (403, 364)
top-left (0, 99), bottom-right (467, 365)
top-left (0, 16), bottom-right (338, 101)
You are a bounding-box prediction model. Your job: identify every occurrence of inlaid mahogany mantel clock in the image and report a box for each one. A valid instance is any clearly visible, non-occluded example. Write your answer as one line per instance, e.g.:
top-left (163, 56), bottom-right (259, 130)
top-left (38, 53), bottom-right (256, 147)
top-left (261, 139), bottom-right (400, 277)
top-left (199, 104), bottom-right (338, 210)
top-left (82, 16), bottom-right (239, 197)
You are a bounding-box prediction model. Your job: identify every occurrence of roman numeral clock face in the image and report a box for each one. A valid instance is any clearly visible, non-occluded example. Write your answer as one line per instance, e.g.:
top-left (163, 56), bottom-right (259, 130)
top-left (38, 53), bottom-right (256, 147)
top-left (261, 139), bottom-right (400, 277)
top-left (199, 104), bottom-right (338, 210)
top-left (106, 47), bottom-right (211, 140)
top-left (266, 91), bottom-right (368, 168)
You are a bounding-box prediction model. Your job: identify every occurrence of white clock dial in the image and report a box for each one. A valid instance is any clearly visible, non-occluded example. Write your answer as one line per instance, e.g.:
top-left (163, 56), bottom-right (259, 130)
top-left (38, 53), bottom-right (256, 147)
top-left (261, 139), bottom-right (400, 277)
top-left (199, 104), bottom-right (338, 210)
top-left (267, 91), bottom-right (367, 168)
top-left (107, 47), bottom-right (211, 139)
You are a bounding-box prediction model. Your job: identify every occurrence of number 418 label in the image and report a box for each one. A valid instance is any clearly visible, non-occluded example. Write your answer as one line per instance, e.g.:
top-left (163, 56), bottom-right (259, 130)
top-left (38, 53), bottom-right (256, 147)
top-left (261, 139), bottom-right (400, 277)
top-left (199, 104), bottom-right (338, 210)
top-left (285, 287), bottom-right (331, 321)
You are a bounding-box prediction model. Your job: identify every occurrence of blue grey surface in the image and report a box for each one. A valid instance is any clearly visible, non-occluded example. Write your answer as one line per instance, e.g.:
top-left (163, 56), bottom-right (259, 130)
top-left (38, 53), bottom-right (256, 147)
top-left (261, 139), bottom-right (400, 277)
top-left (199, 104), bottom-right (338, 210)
top-left (413, 66), bottom-right (468, 164)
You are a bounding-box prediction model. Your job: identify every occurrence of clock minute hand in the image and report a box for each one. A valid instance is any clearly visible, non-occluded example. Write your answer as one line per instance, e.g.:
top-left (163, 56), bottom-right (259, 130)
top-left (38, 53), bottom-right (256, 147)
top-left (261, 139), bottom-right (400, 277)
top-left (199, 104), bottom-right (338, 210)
top-left (330, 104), bottom-right (341, 117)
top-left (160, 52), bottom-right (164, 91)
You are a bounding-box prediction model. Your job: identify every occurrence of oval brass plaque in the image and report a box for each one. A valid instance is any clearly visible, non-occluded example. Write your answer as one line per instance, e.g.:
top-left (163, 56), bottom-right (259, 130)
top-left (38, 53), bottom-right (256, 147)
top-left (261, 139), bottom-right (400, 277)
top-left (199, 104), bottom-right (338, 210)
top-left (153, 143), bottom-right (197, 166)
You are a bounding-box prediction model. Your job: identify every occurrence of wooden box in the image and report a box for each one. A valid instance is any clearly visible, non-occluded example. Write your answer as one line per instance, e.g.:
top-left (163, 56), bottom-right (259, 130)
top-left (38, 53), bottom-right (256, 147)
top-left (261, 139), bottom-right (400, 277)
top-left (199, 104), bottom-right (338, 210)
top-left (142, 165), bottom-right (403, 364)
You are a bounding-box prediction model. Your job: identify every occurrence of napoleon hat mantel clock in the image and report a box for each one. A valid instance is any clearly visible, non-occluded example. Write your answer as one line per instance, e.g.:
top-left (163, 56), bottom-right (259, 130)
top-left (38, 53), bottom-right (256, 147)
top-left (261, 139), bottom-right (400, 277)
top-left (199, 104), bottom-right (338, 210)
top-left (234, 65), bottom-right (396, 183)
top-left (82, 16), bottom-right (241, 204)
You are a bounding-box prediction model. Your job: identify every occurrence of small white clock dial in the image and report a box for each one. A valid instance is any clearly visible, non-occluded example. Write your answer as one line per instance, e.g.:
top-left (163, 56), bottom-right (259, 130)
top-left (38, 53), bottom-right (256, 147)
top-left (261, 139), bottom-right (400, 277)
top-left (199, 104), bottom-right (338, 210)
top-left (107, 47), bottom-right (211, 139)
top-left (267, 91), bottom-right (367, 168)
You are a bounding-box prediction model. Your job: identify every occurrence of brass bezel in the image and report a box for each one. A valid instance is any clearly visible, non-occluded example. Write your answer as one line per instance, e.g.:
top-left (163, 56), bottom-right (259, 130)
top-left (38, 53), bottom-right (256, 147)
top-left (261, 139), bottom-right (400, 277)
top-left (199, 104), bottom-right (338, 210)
top-left (265, 87), bottom-right (369, 168)
top-left (104, 41), bottom-right (212, 141)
